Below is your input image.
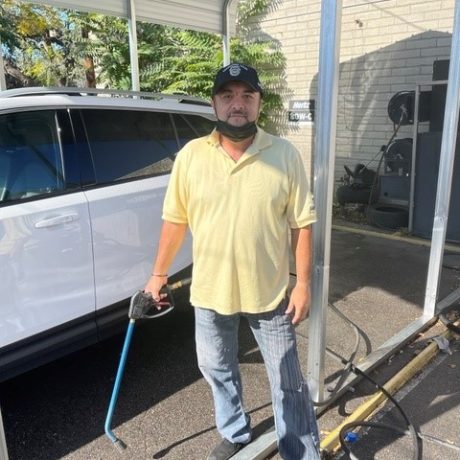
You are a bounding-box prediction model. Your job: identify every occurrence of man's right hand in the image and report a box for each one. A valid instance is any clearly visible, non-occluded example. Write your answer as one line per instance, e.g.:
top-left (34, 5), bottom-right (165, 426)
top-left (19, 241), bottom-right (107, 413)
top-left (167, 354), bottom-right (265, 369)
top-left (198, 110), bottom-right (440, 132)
top-left (144, 221), bottom-right (187, 303)
top-left (144, 275), bottom-right (168, 302)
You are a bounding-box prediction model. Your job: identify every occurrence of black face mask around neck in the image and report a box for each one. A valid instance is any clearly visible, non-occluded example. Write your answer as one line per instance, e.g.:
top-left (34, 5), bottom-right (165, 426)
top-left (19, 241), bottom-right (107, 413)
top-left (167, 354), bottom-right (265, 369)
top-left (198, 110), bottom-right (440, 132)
top-left (216, 119), bottom-right (257, 142)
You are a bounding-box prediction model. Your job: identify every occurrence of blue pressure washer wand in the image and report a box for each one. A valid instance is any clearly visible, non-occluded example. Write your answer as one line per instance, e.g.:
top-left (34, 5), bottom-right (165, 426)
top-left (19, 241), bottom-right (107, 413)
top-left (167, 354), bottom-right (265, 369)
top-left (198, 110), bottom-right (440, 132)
top-left (104, 279), bottom-right (190, 451)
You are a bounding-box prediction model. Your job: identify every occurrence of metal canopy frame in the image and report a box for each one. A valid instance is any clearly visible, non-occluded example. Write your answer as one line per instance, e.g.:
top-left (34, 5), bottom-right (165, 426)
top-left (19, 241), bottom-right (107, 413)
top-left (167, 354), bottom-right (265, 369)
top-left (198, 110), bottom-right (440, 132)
top-left (307, 0), bottom-right (460, 406)
top-left (1, 1), bottom-right (460, 459)
top-left (308, 0), bottom-right (460, 401)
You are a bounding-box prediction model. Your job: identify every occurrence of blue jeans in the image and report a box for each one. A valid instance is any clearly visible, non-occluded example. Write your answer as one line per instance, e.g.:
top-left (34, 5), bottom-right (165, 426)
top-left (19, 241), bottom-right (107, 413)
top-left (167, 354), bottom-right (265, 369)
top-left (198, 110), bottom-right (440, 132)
top-left (194, 299), bottom-right (320, 460)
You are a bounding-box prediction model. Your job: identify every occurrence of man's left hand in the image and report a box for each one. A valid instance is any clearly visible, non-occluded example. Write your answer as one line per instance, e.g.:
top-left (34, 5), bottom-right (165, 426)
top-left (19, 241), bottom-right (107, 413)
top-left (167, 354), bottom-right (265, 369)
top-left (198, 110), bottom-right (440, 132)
top-left (285, 283), bottom-right (311, 325)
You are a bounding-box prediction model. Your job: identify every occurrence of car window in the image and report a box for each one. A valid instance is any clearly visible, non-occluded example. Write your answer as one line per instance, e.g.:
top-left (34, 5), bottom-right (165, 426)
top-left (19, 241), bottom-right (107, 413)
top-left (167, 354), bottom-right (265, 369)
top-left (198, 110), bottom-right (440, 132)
top-left (173, 114), bottom-right (216, 148)
top-left (0, 111), bottom-right (65, 204)
top-left (81, 109), bottom-right (180, 184)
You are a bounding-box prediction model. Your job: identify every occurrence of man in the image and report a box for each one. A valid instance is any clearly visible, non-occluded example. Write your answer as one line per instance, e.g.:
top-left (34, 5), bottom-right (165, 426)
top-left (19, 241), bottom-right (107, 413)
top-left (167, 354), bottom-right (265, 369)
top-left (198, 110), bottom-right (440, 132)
top-left (144, 63), bottom-right (320, 460)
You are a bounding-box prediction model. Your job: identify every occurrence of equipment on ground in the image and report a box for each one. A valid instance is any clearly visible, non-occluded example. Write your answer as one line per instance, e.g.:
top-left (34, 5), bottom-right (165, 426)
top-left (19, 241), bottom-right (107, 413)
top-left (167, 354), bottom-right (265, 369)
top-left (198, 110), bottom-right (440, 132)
top-left (336, 163), bottom-right (377, 206)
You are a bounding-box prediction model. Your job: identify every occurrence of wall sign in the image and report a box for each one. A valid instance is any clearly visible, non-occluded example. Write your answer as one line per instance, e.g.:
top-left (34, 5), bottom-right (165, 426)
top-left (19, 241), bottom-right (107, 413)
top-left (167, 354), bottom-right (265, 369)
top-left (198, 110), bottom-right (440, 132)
top-left (288, 99), bottom-right (315, 123)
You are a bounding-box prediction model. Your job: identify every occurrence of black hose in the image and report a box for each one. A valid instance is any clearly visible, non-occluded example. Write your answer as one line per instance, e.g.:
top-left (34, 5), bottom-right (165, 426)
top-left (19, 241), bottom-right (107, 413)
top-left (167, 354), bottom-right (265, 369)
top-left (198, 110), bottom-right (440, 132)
top-left (288, 274), bottom-right (362, 406)
top-left (288, 272), bottom-right (432, 460)
top-left (338, 362), bottom-right (421, 460)
top-left (319, 303), bottom-right (422, 460)
top-left (312, 303), bottom-right (362, 407)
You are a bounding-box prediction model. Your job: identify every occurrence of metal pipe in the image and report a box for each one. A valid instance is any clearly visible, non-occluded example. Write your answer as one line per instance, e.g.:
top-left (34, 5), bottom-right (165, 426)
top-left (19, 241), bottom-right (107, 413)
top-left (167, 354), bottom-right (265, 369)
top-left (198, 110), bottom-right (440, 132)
top-left (308, 0), bottom-right (343, 404)
top-left (222, 0), bottom-right (233, 65)
top-left (409, 80), bottom-right (448, 234)
top-left (408, 84), bottom-right (420, 233)
top-left (104, 319), bottom-right (135, 451)
top-left (423, 1), bottom-right (460, 318)
top-left (0, 405), bottom-right (8, 460)
top-left (127, 0), bottom-right (140, 92)
top-left (0, 36), bottom-right (6, 91)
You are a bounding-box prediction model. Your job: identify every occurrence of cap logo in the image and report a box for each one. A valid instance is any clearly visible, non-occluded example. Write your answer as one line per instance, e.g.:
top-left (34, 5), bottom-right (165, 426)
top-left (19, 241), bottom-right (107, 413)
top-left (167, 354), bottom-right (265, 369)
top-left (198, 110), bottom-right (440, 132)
top-left (229, 64), bottom-right (242, 76)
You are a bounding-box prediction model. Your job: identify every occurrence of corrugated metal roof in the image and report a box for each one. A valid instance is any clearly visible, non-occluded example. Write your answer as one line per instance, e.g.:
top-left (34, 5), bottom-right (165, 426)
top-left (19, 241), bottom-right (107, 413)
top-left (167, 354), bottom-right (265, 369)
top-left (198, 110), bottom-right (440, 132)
top-left (25, 0), bottom-right (236, 34)
top-left (28, 0), bottom-right (128, 18)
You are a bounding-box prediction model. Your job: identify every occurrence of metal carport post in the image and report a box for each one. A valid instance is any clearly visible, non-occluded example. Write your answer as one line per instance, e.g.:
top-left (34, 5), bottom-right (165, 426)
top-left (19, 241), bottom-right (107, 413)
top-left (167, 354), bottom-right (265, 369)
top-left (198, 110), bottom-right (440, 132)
top-left (0, 405), bottom-right (7, 460)
top-left (127, 0), bottom-right (140, 91)
top-left (0, 35), bottom-right (6, 91)
top-left (222, 0), bottom-right (233, 66)
top-left (423, 0), bottom-right (460, 318)
top-left (307, 0), bottom-right (342, 404)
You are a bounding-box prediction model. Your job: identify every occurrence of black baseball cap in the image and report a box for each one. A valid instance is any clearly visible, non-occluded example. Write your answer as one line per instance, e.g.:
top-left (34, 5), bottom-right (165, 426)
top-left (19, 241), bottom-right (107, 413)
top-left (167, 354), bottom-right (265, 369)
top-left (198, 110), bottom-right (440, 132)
top-left (212, 63), bottom-right (263, 96)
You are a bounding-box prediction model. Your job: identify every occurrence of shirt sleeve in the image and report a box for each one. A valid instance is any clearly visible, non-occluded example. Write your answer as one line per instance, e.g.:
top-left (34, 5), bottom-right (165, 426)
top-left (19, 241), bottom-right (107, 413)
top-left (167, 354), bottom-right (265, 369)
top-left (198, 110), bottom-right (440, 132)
top-left (286, 146), bottom-right (317, 228)
top-left (162, 147), bottom-right (189, 224)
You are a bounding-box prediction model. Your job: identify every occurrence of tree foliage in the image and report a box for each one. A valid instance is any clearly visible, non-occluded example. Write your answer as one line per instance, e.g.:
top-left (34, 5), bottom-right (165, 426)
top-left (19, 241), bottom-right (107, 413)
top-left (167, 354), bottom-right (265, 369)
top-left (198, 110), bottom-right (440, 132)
top-left (1, 0), bottom-right (285, 128)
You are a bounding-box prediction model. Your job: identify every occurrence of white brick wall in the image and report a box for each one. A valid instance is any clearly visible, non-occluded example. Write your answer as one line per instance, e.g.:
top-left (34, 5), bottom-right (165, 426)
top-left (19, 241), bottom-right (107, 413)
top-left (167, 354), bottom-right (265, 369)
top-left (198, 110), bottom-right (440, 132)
top-left (251, 0), bottom-right (455, 186)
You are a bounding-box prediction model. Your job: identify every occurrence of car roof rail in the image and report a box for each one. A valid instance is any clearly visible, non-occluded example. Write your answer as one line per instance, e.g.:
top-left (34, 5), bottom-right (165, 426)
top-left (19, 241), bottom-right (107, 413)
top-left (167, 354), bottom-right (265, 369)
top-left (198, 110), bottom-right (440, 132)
top-left (0, 86), bottom-right (211, 106)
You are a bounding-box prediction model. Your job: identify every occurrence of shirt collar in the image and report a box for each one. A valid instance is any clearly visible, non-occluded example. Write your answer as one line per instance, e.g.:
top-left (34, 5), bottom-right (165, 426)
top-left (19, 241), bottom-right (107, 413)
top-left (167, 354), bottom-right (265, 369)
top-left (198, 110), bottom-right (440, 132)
top-left (206, 127), bottom-right (272, 154)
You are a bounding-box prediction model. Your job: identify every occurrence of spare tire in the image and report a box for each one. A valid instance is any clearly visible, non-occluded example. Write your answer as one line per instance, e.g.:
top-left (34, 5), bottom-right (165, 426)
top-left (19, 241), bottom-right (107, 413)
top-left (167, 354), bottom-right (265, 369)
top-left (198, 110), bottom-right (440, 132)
top-left (367, 205), bottom-right (408, 229)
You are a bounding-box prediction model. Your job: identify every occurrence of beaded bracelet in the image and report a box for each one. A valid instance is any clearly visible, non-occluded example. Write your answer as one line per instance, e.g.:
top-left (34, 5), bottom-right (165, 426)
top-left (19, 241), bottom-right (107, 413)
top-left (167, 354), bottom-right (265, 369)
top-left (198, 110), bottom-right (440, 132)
top-left (151, 273), bottom-right (168, 277)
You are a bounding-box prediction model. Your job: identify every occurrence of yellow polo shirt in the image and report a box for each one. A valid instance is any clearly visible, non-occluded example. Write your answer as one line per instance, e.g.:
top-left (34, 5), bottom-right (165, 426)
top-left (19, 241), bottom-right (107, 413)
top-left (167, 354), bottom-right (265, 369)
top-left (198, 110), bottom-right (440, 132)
top-left (163, 128), bottom-right (316, 314)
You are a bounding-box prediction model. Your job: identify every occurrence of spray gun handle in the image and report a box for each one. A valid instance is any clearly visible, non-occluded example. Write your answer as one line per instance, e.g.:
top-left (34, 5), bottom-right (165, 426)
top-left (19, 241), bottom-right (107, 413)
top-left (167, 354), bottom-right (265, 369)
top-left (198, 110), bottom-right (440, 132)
top-left (128, 286), bottom-right (174, 320)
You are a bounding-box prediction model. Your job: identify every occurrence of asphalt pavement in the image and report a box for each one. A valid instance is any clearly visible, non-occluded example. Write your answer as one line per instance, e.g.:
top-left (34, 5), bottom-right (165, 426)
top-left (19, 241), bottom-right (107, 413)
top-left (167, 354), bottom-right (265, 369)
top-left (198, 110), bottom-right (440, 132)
top-left (1, 224), bottom-right (460, 460)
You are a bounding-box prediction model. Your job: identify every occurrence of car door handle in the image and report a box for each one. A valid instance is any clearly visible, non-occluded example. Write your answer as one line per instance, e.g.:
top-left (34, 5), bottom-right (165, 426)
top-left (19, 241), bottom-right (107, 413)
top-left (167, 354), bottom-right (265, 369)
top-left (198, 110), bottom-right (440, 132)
top-left (34, 213), bottom-right (79, 228)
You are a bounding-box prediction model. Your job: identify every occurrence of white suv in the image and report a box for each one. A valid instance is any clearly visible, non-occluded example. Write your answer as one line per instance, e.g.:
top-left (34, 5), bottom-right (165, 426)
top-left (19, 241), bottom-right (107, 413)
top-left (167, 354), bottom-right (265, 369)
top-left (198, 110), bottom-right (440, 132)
top-left (0, 88), bottom-right (215, 381)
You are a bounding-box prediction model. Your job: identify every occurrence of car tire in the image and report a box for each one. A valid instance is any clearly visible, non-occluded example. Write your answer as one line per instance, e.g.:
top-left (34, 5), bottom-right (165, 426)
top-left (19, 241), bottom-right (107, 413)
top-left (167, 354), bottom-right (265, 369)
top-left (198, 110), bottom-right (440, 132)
top-left (366, 204), bottom-right (408, 229)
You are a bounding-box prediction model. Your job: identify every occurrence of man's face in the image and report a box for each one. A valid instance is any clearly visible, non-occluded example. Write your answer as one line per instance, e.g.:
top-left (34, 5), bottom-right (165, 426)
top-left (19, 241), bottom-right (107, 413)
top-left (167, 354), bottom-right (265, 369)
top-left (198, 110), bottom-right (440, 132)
top-left (212, 81), bottom-right (262, 127)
